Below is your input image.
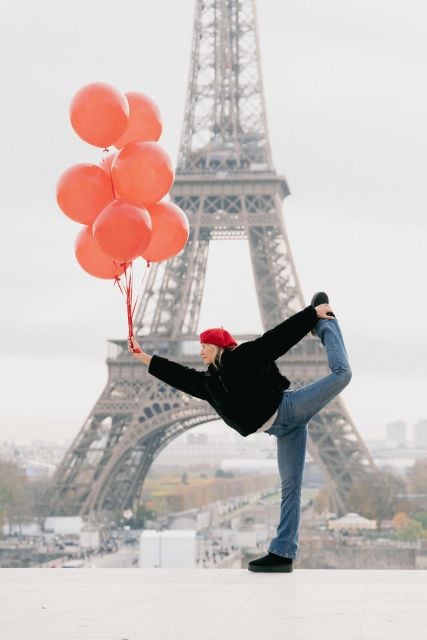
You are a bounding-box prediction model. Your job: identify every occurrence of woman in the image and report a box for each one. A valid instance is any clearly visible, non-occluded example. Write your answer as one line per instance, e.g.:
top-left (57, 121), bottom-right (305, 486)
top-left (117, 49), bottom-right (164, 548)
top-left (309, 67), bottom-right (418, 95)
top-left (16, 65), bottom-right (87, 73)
top-left (128, 291), bottom-right (352, 573)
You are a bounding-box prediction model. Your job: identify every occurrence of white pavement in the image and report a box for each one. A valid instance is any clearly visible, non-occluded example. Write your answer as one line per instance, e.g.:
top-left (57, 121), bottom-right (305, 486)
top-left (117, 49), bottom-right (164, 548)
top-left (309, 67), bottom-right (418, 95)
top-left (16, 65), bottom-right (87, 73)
top-left (0, 569), bottom-right (426, 640)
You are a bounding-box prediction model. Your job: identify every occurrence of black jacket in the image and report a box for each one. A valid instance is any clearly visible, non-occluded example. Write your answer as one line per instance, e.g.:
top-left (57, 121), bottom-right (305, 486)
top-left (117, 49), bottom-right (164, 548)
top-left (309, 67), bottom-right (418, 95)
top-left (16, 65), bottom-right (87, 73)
top-left (148, 305), bottom-right (318, 437)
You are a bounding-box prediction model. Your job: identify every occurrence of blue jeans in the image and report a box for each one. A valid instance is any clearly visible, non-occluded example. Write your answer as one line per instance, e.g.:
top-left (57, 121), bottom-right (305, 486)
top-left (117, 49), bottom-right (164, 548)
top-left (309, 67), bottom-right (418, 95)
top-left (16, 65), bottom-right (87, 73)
top-left (265, 318), bottom-right (352, 559)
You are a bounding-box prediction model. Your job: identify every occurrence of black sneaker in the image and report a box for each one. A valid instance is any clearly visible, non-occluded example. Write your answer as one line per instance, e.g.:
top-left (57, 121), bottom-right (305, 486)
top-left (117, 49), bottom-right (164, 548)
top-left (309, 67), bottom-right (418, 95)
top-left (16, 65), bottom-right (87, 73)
top-left (310, 291), bottom-right (335, 335)
top-left (311, 291), bottom-right (335, 314)
top-left (248, 552), bottom-right (293, 573)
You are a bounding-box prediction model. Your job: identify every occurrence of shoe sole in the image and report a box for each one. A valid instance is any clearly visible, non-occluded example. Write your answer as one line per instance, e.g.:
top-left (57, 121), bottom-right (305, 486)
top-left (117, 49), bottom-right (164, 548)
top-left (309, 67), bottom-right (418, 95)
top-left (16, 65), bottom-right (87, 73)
top-left (311, 291), bottom-right (335, 335)
top-left (311, 291), bottom-right (329, 307)
top-left (248, 564), bottom-right (293, 573)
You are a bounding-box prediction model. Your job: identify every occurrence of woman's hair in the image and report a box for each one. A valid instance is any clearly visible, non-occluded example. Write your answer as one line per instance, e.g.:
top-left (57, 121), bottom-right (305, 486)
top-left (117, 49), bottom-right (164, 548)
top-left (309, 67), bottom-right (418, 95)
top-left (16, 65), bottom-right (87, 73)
top-left (204, 344), bottom-right (225, 369)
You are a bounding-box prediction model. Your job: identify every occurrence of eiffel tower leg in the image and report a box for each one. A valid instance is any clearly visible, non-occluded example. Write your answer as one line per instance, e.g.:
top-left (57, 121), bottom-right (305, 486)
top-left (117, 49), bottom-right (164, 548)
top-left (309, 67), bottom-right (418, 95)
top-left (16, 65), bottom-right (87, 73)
top-left (307, 404), bottom-right (377, 516)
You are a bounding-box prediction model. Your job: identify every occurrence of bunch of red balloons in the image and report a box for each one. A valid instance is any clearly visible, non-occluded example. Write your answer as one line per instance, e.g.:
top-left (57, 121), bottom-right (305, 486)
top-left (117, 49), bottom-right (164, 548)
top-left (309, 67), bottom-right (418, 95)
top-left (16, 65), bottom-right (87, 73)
top-left (56, 82), bottom-right (189, 280)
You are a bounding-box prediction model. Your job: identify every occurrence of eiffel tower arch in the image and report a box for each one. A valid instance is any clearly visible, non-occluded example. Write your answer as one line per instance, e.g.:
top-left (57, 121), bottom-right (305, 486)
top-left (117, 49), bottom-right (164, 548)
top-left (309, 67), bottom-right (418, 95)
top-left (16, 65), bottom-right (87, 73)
top-left (48, 0), bottom-right (378, 519)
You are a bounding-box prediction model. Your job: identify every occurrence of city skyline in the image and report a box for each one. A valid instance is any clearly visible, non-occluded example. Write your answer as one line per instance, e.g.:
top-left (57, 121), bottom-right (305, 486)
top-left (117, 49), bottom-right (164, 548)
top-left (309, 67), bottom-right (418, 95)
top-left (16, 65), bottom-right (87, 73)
top-left (1, 0), bottom-right (426, 443)
top-left (1, 414), bottom-right (425, 448)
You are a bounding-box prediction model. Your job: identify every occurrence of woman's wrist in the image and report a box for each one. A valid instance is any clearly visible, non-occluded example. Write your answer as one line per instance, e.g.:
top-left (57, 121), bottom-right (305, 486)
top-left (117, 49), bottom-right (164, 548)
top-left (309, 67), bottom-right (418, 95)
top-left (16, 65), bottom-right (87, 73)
top-left (136, 351), bottom-right (152, 365)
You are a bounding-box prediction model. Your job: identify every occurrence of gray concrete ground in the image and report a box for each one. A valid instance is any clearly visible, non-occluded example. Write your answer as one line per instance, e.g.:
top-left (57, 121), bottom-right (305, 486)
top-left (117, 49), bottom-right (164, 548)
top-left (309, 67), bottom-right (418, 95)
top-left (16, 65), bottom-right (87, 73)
top-left (0, 569), bottom-right (426, 639)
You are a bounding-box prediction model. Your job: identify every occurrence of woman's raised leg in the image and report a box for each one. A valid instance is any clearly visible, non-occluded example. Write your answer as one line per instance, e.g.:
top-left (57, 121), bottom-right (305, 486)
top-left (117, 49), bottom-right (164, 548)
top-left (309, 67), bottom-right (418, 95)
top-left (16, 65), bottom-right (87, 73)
top-left (284, 317), bottom-right (352, 426)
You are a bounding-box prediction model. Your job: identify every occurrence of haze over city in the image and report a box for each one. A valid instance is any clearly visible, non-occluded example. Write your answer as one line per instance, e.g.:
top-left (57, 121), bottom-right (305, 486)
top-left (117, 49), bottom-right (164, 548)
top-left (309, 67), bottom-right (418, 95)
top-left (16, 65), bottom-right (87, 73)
top-left (1, 0), bottom-right (425, 443)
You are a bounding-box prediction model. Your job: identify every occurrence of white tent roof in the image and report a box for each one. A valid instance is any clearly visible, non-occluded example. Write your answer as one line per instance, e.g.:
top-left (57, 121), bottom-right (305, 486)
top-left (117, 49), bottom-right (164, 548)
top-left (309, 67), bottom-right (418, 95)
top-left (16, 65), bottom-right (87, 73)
top-left (328, 512), bottom-right (377, 529)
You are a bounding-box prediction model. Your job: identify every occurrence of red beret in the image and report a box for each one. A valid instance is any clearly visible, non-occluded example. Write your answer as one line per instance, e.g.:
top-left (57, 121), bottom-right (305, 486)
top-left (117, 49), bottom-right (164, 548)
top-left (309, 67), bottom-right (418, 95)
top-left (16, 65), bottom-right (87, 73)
top-left (199, 327), bottom-right (238, 349)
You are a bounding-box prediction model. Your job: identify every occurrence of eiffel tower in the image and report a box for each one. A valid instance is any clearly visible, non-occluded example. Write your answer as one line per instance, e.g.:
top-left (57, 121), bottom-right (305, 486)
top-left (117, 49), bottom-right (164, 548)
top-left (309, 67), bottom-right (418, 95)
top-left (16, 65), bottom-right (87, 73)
top-left (48, 0), bottom-right (378, 519)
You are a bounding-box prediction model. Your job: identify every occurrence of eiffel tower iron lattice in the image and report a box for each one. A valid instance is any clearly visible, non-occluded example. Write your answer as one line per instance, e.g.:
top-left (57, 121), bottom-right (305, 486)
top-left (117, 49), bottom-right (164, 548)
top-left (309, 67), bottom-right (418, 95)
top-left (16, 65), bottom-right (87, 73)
top-left (48, 0), bottom-right (378, 519)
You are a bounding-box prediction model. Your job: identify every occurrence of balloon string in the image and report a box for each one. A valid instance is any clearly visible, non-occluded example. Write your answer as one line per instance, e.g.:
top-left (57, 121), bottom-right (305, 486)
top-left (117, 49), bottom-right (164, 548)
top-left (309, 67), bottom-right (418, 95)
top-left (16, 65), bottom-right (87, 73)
top-left (101, 147), bottom-right (117, 199)
top-left (113, 264), bottom-right (134, 339)
top-left (113, 260), bottom-right (151, 350)
top-left (131, 260), bottom-right (151, 316)
top-left (113, 262), bottom-right (125, 296)
top-left (126, 264), bottom-right (134, 339)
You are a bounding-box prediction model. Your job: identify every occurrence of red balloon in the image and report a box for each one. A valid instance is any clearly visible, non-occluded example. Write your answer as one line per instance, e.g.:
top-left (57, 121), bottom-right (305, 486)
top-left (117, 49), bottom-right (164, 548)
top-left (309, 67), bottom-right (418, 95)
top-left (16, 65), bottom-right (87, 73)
top-left (75, 226), bottom-right (126, 279)
top-left (99, 151), bottom-right (119, 198)
top-left (70, 82), bottom-right (129, 148)
top-left (56, 163), bottom-right (114, 225)
top-left (142, 201), bottom-right (189, 262)
top-left (111, 141), bottom-right (174, 207)
top-left (113, 92), bottom-right (163, 148)
top-left (93, 199), bottom-right (152, 263)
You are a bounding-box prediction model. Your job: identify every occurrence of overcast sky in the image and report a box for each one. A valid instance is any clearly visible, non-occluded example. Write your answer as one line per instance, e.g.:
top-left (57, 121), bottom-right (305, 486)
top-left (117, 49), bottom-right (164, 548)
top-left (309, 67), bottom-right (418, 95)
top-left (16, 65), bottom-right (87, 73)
top-left (0, 0), bottom-right (426, 444)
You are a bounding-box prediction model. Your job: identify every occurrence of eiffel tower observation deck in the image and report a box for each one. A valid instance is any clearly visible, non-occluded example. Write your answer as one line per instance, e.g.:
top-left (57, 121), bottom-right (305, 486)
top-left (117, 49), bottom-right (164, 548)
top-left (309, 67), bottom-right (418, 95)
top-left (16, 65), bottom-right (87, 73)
top-left (47, 0), bottom-right (378, 519)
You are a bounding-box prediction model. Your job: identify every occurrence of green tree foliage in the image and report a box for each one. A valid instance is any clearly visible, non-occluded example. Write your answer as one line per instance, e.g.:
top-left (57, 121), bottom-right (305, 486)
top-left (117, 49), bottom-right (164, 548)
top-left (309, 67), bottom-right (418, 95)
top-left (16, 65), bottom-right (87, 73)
top-left (126, 503), bottom-right (157, 529)
top-left (214, 469), bottom-right (234, 478)
top-left (413, 511), bottom-right (427, 529)
top-left (395, 519), bottom-right (427, 542)
top-left (393, 511), bottom-right (427, 541)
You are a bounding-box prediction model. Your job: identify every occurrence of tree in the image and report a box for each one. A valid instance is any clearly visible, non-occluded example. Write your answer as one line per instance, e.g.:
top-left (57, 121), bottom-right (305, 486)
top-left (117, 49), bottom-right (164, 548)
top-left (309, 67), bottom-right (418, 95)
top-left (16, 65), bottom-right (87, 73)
top-left (393, 512), bottom-right (411, 530)
top-left (0, 459), bottom-right (31, 534)
top-left (313, 488), bottom-right (330, 515)
top-left (122, 503), bottom-right (157, 529)
top-left (395, 519), bottom-right (426, 542)
top-left (214, 469), bottom-right (233, 478)
top-left (413, 512), bottom-right (427, 529)
top-left (347, 470), bottom-right (406, 527)
top-left (407, 459), bottom-right (427, 494)
top-left (29, 477), bottom-right (53, 527)
top-left (0, 460), bottom-right (55, 535)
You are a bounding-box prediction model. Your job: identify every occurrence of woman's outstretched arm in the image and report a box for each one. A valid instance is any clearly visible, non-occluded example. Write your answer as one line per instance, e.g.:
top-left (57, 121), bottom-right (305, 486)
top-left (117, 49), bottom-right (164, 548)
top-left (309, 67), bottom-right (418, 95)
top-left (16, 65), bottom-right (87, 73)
top-left (128, 336), bottom-right (208, 401)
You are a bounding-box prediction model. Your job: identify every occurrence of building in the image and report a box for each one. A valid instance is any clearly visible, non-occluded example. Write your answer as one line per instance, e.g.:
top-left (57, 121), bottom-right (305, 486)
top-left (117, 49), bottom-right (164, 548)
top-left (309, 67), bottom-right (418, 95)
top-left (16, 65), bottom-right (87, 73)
top-left (139, 530), bottom-right (197, 568)
top-left (386, 420), bottom-right (406, 448)
top-left (413, 420), bottom-right (427, 447)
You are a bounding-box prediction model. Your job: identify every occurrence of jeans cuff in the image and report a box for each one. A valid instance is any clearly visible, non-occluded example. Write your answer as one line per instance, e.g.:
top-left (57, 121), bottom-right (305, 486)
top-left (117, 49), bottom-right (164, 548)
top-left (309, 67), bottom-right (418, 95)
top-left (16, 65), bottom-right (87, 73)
top-left (268, 547), bottom-right (295, 559)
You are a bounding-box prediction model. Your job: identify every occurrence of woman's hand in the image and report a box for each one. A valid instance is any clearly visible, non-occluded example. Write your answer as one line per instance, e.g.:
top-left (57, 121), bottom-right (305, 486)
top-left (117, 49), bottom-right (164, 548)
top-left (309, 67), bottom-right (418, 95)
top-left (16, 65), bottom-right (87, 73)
top-left (128, 336), bottom-right (142, 355)
top-left (127, 337), bottom-right (152, 366)
top-left (315, 303), bottom-right (335, 319)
